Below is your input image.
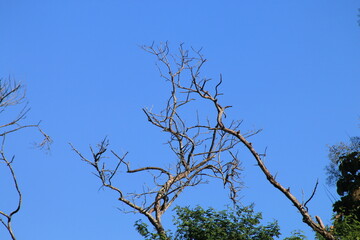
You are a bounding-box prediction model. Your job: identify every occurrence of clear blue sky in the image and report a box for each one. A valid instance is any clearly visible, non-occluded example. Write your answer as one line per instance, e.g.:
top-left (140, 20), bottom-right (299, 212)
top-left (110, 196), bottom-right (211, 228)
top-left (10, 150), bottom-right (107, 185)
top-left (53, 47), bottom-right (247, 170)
top-left (0, 1), bottom-right (359, 239)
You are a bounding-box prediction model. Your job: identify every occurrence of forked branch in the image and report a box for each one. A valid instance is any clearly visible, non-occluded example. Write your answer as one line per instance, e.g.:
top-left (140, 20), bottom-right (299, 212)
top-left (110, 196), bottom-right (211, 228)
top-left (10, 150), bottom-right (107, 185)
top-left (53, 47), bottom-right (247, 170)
top-left (73, 43), bottom-right (334, 240)
top-left (0, 139), bottom-right (20, 240)
top-left (72, 43), bottom-right (245, 239)
top-left (154, 44), bottom-right (335, 240)
top-left (0, 77), bottom-right (52, 240)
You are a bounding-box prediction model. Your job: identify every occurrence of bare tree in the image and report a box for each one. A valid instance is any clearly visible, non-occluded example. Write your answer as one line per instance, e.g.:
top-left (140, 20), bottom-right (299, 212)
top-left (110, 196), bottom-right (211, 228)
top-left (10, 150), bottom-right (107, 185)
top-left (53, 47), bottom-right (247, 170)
top-left (0, 78), bottom-right (51, 240)
top-left (72, 43), bottom-right (335, 240)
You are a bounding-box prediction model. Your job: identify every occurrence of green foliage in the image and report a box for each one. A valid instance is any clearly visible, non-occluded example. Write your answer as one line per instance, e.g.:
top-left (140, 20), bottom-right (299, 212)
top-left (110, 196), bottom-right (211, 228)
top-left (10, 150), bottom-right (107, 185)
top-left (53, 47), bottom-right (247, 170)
top-left (327, 137), bottom-right (360, 185)
top-left (135, 220), bottom-right (171, 240)
top-left (332, 142), bottom-right (360, 239)
top-left (135, 204), bottom-right (308, 240)
top-left (316, 213), bottom-right (360, 240)
top-left (332, 213), bottom-right (360, 240)
top-left (283, 230), bottom-right (307, 240)
top-left (172, 204), bottom-right (281, 240)
top-left (319, 136), bottom-right (360, 239)
top-left (135, 220), bottom-right (154, 240)
top-left (333, 150), bottom-right (360, 217)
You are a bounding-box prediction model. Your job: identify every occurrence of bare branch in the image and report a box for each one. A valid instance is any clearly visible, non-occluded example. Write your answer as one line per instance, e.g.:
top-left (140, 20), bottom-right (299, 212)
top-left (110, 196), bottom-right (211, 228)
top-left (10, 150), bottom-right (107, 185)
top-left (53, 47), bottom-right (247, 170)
top-left (73, 43), bottom-right (335, 240)
top-left (176, 52), bottom-right (335, 239)
top-left (0, 77), bottom-right (52, 239)
top-left (73, 43), bottom-right (245, 239)
top-left (0, 138), bottom-right (20, 240)
top-left (303, 179), bottom-right (319, 211)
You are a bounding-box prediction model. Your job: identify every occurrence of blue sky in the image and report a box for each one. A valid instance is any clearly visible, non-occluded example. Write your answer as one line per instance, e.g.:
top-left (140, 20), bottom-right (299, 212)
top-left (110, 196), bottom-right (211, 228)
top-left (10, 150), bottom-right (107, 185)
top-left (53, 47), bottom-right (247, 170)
top-left (0, 1), bottom-right (359, 239)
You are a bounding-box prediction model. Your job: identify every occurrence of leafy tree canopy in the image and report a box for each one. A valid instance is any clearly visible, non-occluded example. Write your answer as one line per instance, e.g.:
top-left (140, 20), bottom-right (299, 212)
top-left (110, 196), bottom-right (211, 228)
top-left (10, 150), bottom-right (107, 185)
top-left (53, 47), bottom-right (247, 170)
top-left (326, 137), bottom-right (360, 185)
top-left (173, 204), bottom-right (280, 240)
top-left (135, 204), bottom-right (307, 240)
top-left (333, 150), bottom-right (360, 217)
top-left (318, 136), bottom-right (360, 239)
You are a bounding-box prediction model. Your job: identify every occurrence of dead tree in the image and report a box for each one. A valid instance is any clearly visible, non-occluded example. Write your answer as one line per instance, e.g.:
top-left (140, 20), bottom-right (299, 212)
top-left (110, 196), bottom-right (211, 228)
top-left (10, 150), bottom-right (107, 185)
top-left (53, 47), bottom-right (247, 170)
top-left (0, 78), bottom-right (51, 240)
top-left (71, 44), bottom-right (246, 239)
top-left (72, 43), bottom-right (335, 240)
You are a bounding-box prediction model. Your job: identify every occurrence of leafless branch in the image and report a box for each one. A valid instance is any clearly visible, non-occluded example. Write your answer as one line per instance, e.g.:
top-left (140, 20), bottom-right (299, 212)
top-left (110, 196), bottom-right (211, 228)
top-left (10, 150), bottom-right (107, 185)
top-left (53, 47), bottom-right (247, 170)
top-left (73, 43), bottom-right (334, 240)
top-left (156, 44), bottom-right (334, 239)
top-left (304, 179), bottom-right (319, 211)
top-left (0, 77), bottom-right (52, 239)
top-left (72, 43), bottom-right (245, 239)
top-left (0, 137), bottom-right (20, 240)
